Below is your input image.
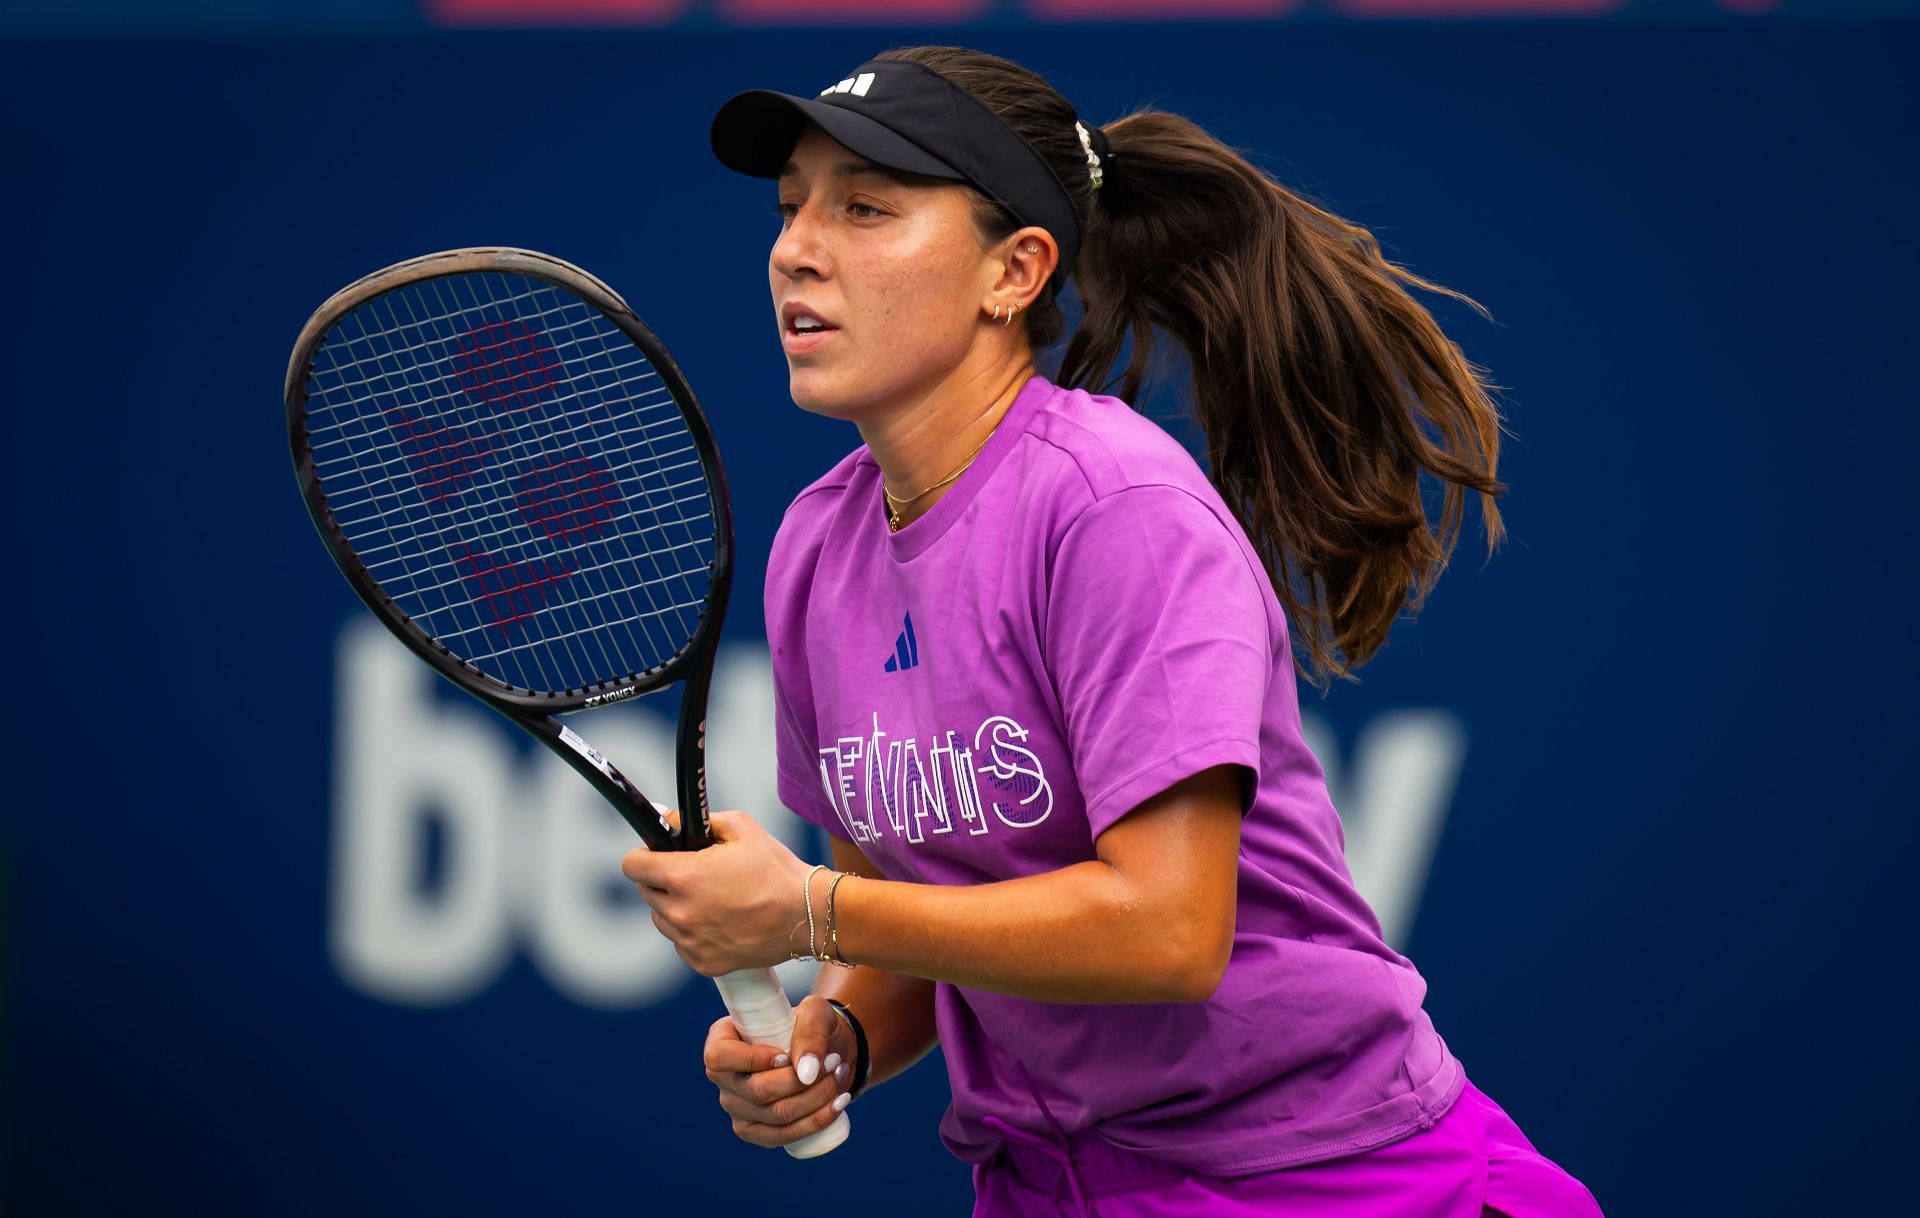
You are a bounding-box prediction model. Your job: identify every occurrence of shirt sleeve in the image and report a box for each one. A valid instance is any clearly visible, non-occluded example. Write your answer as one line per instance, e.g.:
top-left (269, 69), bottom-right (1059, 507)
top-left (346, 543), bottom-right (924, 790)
top-left (772, 662), bottom-right (844, 839)
top-left (764, 503), bottom-right (848, 840)
top-left (1044, 484), bottom-right (1276, 839)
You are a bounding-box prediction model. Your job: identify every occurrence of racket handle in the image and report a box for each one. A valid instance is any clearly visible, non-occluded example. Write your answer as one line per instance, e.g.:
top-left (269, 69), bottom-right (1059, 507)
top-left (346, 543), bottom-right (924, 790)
top-left (713, 968), bottom-right (852, 1159)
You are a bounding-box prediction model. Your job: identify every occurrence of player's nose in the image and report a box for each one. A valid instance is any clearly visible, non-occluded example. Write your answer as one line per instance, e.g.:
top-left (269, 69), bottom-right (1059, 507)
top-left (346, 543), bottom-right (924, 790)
top-left (771, 204), bottom-right (830, 282)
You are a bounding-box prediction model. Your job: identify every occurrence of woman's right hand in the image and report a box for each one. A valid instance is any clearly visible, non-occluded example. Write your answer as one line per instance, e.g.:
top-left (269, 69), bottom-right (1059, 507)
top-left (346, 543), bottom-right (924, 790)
top-left (703, 995), bottom-right (856, 1149)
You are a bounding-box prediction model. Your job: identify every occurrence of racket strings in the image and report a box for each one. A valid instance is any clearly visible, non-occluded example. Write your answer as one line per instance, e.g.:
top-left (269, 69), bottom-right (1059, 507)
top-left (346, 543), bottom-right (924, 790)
top-left (310, 278), bottom-right (694, 694)
top-left (347, 271), bottom-right (705, 690)
top-left (302, 270), bottom-right (715, 695)
top-left (312, 292), bottom-right (654, 695)
top-left (315, 416), bottom-right (706, 552)
top-left (439, 274), bottom-right (716, 680)
top-left (394, 276), bottom-right (688, 693)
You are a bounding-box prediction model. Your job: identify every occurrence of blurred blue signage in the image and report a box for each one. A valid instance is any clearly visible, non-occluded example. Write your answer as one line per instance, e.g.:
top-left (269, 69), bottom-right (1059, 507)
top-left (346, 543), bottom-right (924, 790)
top-left (4, 13), bottom-right (1911, 1218)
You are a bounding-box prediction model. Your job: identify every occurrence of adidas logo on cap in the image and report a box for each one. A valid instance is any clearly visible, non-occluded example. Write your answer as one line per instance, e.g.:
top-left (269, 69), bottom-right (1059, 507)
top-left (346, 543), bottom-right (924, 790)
top-left (821, 72), bottom-right (876, 99)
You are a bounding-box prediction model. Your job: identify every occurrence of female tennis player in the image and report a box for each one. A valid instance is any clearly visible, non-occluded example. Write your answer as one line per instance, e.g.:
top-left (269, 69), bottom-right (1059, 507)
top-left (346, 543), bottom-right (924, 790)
top-left (622, 46), bottom-right (1604, 1218)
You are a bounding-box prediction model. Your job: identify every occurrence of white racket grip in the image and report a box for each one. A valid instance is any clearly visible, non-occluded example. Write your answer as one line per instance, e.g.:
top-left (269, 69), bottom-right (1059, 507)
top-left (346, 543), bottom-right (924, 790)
top-left (713, 968), bottom-right (852, 1159)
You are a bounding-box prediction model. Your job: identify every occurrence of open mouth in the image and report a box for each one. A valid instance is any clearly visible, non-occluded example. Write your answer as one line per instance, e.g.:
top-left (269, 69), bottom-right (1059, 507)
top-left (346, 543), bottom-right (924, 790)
top-left (783, 304), bottom-right (838, 339)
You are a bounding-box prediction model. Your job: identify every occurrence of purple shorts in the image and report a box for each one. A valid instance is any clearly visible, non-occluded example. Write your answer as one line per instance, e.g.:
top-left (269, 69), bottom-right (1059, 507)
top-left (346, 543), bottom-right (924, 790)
top-left (971, 1079), bottom-right (1604, 1218)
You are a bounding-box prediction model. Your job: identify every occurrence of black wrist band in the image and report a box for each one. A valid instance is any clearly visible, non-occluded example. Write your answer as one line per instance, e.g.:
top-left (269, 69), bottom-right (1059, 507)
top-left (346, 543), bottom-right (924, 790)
top-left (825, 998), bottom-right (871, 1098)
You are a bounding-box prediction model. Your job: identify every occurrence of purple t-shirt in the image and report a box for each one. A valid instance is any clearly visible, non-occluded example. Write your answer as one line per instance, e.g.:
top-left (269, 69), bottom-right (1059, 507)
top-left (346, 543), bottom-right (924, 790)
top-left (766, 375), bottom-right (1463, 1175)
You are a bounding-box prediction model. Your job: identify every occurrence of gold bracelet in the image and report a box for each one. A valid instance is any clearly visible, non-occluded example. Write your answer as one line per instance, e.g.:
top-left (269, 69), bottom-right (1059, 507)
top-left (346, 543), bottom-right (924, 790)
top-left (824, 871), bottom-right (855, 969)
top-left (802, 864), bottom-right (827, 961)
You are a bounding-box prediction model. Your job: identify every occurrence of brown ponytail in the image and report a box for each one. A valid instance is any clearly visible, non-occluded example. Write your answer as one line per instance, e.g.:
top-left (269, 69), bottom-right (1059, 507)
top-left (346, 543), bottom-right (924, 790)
top-left (880, 46), bottom-right (1507, 686)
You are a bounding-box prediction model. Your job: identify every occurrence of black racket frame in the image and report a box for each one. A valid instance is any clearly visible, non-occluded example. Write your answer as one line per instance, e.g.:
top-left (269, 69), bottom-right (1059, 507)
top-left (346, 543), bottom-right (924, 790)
top-left (286, 247), bottom-right (732, 853)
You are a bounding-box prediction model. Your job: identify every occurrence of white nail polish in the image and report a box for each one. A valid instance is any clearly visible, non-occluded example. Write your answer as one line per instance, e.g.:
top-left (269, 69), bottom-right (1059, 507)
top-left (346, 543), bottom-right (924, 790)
top-left (831, 1091), bottom-right (852, 1112)
top-left (823, 1053), bottom-right (842, 1074)
top-left (772, 1053), bottom-right (790, 1068)
top-left (796, 1055), bottom-right (820, 1085)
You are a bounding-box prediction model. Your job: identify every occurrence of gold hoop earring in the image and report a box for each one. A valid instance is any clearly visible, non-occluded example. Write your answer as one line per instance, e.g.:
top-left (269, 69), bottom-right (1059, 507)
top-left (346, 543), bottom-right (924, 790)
top-left (988, 304), bottom-right (1003, 323)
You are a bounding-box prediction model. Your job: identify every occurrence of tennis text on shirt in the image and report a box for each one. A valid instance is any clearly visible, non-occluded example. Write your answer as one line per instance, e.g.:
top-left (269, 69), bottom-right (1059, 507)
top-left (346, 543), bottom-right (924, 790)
top-left (817, 712), bottom-right (1054, 845)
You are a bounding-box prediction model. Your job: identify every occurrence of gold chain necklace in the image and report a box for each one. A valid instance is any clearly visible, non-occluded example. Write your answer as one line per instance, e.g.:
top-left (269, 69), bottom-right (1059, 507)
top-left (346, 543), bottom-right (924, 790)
top-left (884, 429), bottom-right (995, 533)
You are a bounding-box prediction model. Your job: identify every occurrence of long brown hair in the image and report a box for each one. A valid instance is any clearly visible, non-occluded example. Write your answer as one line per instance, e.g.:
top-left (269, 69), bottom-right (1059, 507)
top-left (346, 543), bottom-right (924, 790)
top-left (878, 46), bottom-right (1507, 686)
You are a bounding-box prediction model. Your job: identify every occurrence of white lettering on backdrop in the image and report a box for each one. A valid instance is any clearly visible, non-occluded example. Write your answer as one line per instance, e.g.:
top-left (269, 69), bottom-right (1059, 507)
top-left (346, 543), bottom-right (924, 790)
top-left (329, 619), bottom-right (1464, 1008)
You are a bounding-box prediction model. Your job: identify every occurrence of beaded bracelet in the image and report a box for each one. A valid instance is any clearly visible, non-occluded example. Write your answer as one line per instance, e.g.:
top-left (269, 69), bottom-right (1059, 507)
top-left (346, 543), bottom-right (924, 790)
top-left (790, 864), bottom-right (827, 961)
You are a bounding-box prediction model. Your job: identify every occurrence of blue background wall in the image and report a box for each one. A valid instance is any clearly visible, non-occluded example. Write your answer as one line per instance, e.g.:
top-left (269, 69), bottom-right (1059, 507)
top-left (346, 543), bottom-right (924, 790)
top-left (2, 8), bottom-right (1914, 1215)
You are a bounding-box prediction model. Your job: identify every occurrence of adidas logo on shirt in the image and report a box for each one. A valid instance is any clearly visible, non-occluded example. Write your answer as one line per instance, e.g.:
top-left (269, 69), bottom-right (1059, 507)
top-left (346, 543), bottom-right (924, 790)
top-left (883, 612), bottom-right (919, 673)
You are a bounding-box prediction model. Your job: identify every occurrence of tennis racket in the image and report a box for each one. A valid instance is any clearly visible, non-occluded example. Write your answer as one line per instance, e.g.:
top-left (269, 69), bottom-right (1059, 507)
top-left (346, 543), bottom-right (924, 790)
top-left (286, 246), bottom-right (849, 1158)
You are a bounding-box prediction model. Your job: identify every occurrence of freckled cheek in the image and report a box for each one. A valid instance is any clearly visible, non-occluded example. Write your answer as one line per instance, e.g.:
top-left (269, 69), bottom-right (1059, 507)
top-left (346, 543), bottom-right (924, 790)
top-left (843, 276), bottom-right (926, 359)
top-left (883, 267), bottom-right (973, 356)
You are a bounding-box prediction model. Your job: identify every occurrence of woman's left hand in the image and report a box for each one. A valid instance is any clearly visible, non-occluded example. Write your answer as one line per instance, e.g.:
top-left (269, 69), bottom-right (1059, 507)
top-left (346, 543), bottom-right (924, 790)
top-left (621, 810), bottom-right (813, 976)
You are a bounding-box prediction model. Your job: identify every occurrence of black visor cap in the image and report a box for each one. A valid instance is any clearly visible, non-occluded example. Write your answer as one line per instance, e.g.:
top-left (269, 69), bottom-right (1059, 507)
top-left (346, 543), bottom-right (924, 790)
top-left (710, 59), bottom-right (1082, 281)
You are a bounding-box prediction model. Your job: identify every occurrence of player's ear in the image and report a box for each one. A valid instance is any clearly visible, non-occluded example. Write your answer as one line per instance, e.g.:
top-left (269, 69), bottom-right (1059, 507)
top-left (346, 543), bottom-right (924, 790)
top-left (985, 226), bottom-right (1055, 317)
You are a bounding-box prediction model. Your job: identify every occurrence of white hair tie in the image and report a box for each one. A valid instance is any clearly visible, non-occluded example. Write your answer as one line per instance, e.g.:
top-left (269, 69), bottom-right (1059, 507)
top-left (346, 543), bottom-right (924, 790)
top-left (1075, 120), bottom-right (1105, 191)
